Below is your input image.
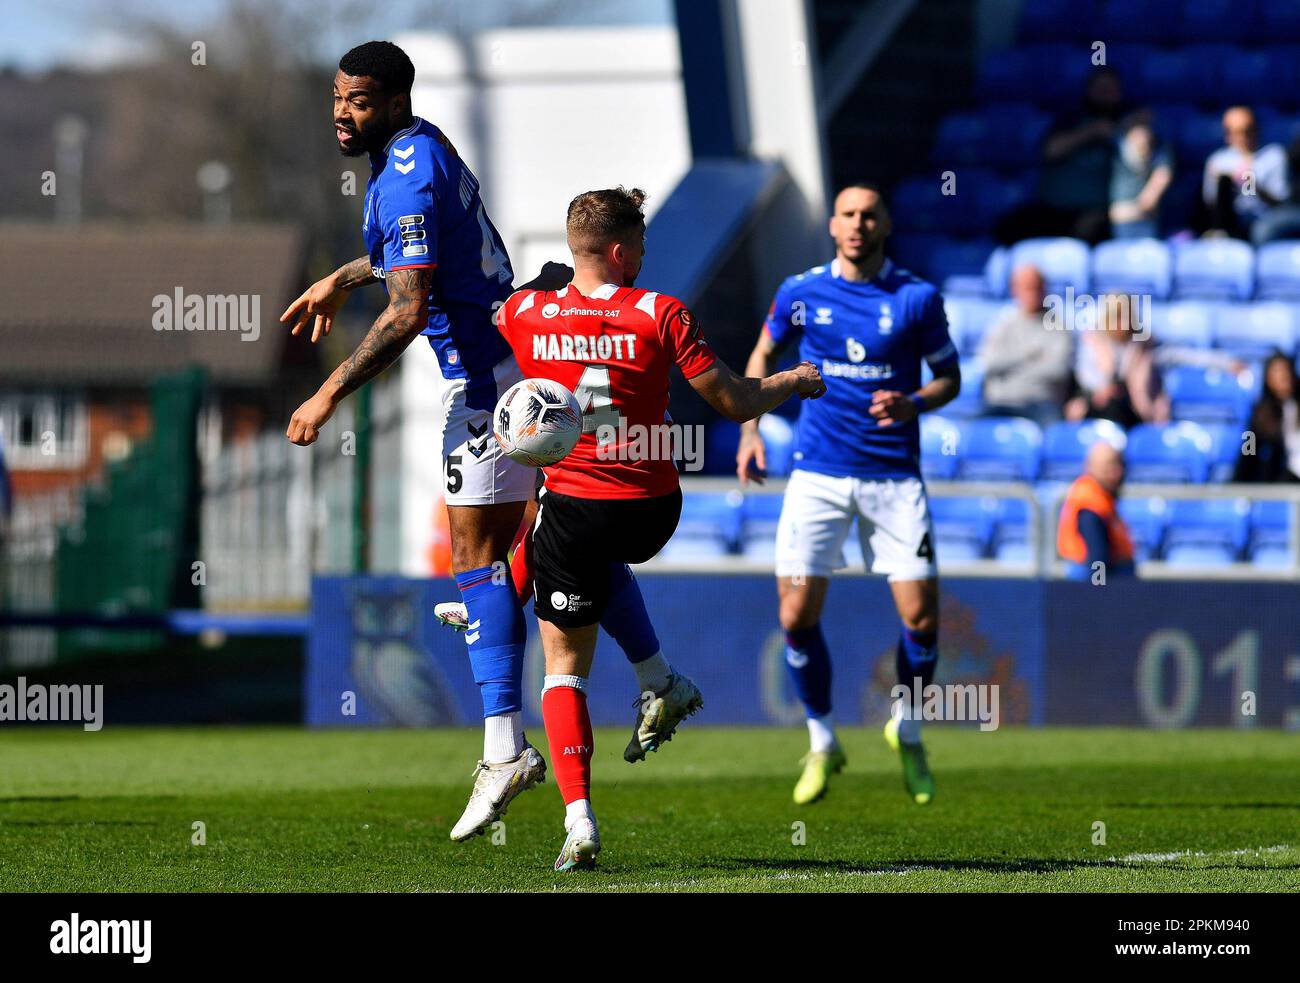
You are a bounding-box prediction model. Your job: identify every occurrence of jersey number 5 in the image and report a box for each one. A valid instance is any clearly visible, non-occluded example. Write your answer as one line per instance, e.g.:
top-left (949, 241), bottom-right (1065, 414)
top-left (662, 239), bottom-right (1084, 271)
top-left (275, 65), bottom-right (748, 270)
top-left (572, 365), bottom-right (622, 444)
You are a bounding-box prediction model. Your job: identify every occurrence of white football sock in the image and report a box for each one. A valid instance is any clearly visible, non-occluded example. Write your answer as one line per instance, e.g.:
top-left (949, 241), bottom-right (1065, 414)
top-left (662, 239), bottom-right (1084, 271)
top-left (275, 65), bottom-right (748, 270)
top-left (565, 797), bottom-right (594, 827)
top-left (892, 698), bottom-right (922, 746)
top-left (807, 713), bottom-right (839, 753)
top-left (632, 651), bottom-right (673, 695)
top-left (484, 711), bottom-right (525, 763)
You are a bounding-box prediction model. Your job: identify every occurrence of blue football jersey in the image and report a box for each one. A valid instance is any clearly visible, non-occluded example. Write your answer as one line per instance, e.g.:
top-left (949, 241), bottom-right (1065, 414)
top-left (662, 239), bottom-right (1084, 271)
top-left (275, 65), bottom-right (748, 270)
top-left (763, 259), bottom-right (957, 480)
top-left (363, 117), bottom-right (514, 392)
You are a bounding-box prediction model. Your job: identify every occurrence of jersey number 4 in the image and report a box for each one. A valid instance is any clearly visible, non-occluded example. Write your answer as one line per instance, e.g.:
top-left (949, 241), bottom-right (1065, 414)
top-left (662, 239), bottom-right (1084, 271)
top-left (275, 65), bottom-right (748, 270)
top-left (572, 365), bottom-right (623, 444)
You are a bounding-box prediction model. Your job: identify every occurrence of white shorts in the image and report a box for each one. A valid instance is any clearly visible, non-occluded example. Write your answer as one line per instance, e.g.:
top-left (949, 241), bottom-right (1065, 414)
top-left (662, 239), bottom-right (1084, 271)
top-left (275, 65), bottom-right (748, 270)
top-left (775, 469), bottom-right (938, 582)
top-left (439, 356), bottom-right (537, 506)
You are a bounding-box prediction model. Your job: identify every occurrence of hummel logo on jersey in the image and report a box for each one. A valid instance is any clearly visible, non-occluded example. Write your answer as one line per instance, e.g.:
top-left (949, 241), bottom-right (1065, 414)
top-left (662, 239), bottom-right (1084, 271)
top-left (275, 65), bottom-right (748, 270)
top-left (845, 337), bottom-right (867, 363)
top-left (814, 306), bottom-right (833, 325)
top-left (879, 302), bottom-right (894, 334)
top-left (393, 144), bottom-right (416, 174)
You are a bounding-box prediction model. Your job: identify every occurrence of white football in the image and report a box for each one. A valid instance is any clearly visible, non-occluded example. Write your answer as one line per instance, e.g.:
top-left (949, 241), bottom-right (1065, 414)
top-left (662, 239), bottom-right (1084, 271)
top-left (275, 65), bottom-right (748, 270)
top-left (493, 378), bottom-right (583, 467)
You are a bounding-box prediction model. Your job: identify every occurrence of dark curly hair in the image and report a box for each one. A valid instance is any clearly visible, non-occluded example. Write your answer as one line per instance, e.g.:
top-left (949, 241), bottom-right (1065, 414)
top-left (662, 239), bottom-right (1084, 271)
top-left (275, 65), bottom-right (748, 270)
top-left (339, 40), bottom-right (415, 96)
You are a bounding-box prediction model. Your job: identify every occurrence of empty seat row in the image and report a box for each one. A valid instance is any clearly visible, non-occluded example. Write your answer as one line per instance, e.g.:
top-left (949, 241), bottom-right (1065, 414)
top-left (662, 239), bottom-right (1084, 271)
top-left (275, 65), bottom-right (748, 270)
top-left (1018, 1), bottom-right (1300, 48)
top-left (980, 42), bottom-right (1300, 110)
top-left (975, 238), bottom-right (1300, 303)
top-left (921, 417), bottom-right (1246, 483)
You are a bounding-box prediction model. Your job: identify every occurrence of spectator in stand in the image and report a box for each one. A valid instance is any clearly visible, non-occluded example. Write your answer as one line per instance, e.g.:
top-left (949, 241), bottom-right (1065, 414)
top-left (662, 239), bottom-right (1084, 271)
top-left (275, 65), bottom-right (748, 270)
top-left (1057, 441), bottom-right (1134, 580)
top-left (979, 264), bottom-right (1074, 425)
top-left (1066, 294), bottom-right (1168, 428)
top-left (1235, 352), bottom-right (1300, 482)
top-left (996, 67), bottom-right (1134, 245)
top-left (1203, 106), bottom-right (1289, 240)
top-left (1249, 133), bottom-right (1300, 245)
top-left (1109, 118), bottom-right (1173, 239)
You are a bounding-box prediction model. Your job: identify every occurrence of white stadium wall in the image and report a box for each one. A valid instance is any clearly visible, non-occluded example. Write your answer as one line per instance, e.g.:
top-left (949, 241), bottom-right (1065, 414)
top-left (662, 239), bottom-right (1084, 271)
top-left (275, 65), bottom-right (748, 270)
top-left (390, 26), bottom-right (691, 575)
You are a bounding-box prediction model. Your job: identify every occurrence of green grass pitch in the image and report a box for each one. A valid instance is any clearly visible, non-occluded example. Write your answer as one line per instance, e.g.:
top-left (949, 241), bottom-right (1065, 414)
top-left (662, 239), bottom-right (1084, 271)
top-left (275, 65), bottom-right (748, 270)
top-left (0, 726), bottom-right (1296, 892)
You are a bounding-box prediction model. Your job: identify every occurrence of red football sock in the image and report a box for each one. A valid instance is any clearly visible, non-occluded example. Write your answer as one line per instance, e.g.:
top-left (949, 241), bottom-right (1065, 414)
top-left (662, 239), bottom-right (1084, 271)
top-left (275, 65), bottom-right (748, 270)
top-left (541, 683), bottom-right (593, 805)
top-left (510, 521), bottom-right (535, 603)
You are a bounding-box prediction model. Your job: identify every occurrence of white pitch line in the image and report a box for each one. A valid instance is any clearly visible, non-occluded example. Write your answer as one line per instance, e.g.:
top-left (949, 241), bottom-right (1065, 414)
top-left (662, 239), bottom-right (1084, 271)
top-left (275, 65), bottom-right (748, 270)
top-left (1112, 844), bottom-right (1289, 863)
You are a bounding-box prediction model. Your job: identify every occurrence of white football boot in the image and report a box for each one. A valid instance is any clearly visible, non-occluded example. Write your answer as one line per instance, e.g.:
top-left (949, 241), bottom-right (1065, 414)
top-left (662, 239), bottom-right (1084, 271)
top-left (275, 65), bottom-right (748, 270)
top-left (624, 672), bottom-right (704, 762)
top-left (553, 814), bottom-right (601, 872)
top-left (449, 743), bottom-right (546, 841)
top-left (434, 601), bottom-right (469, 632)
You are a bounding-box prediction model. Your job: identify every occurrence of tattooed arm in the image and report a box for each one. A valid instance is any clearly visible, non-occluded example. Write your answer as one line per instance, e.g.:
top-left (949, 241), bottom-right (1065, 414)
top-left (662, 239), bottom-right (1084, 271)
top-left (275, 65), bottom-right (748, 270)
top-left (280, 255), bottom-right (380, 343)
top-left (286, 267), bottom-right (431, 446)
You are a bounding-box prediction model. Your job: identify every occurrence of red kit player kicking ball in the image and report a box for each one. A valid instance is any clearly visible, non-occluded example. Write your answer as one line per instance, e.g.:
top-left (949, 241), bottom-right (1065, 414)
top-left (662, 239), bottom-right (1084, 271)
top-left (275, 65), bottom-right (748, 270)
top-left (495, 187), bottom-right (826, 870)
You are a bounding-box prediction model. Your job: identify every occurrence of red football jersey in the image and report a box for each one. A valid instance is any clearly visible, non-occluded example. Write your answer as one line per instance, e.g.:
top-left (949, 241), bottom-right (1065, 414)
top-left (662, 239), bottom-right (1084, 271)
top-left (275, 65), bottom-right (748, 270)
top-left (497, 282), bottom-right (716, 499)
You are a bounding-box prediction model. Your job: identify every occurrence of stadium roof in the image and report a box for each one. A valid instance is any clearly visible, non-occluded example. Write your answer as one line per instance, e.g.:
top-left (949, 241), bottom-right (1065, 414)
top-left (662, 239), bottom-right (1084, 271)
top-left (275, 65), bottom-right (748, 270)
top-left (0, 223), bottom-right (307, 387)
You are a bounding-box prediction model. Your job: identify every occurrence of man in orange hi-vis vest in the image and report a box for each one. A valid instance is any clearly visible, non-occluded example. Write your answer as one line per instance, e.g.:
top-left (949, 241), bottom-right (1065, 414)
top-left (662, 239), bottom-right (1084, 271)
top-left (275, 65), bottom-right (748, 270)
top-left (1057, 441), bottom-right (1135, 580)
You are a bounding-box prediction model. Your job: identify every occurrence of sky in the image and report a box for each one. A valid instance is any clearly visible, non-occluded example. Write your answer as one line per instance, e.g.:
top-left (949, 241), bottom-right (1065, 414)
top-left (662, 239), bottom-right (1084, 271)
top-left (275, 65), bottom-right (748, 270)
top-left (0, 0), bottom-right (672, 73)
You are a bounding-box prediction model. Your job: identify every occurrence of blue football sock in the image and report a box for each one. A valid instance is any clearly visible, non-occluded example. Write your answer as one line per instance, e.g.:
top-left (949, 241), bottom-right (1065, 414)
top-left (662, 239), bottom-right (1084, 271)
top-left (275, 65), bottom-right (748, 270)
top-left (895, 627), bottom-right (938, 694)
top-left (784, 624), bottom-right (832, 718)
top-left (601, 563), bottom-right (661, 664)
top-left (456, 565), bottom-right (526, 717)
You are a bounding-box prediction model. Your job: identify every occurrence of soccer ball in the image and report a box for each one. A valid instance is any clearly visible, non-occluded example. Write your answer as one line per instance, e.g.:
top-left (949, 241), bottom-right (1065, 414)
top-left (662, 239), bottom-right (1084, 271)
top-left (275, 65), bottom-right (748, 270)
top-left (493, 378), bottom-right (583, 467)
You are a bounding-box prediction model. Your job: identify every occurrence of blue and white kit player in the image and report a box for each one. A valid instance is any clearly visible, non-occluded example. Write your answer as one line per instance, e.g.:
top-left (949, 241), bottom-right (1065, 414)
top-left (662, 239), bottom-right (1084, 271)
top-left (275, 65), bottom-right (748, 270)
top-left (283, 41), bottom-right (543, 841)
top-left (736, 182), bottom-right (962, 806)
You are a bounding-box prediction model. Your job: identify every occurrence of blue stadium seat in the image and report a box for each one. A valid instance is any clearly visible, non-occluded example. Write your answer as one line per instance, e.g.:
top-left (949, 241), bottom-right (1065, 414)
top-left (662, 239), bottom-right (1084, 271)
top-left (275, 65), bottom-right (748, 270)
top-left (738, 494), bottom-right (783, 562)
top-left (1249, 500), bottom-right (1293, 567)
top-left (1009, 238), bottom-right (1091, 295)
top-left (1201, 423), bottom-right (1245, 482)
top-left (1091, 238), bottom-right (1173, 298)
top-left (891, 178), bottom-right (963, 234)
top-left (936, 359), bottom-right (985, 418)
top-left (984, 246), bottom-right (1011, 298)
top-left (955, 417), bottom-right (1043, 481)
top-left (920, 237), bottom-right (999, 287)
top-left (1220, 48), bottom-right (1294, 106)
top-left (1255, 243), bottom-right (1300, 300)
top-left (1041, 419), bottom-right (1128, 481)
top-left (1152, 301), bottom-right (1215, 348)
top-left (1176, 112), bottom-right (1228, 167)
top-left (931, 105), bottom-right (1051, 170)
top-left (1179, 1), bottom-right (1258, 43)
top-left (920, 415), bottom-right (964, 481)
top-left (975, 45), bottom-right (1091, 109)
top-left (1164, 365), bottom-right (1256, 427)
top-left (758, 413), bottom-right (797, 477)
top-left (1100, 0), bottom-right (1181, 43)
top-left (1162, 498), bottom-right (1250, 566)
top-left (660, 491), bottom-right (743, 562)
top-left (1173, 240), bottom-right (1255, 301)
top-left (1018, 0), bottom-right (1097, 43)
top-left (1116, 495), bottom-right (1170, 561)
top-left (929, 496), bottom-right (999, 560)
top-left (1260, 6), bottom-right (1300, 41)
top-left (944, 296), bottom-right (1005, 357)
top-left (1125, 422), bottom-right (1213, 483)
top-left (1133, 49), bottom-right (1200, 105)
top-left (1212, 303), bottom-right (1298, 359)
top-left (991, 498), bottom-right (1033, 563)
